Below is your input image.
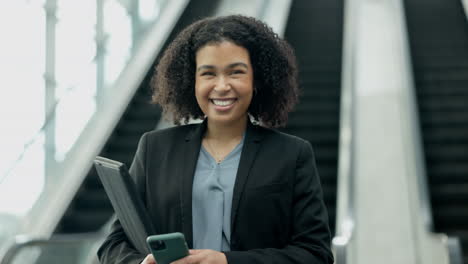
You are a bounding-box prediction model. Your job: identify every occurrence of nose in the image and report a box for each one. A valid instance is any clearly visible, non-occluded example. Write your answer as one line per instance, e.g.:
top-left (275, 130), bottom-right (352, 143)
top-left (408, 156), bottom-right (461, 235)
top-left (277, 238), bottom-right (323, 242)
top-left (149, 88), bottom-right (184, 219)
top-left (214, 76), bottom-right (231, 93)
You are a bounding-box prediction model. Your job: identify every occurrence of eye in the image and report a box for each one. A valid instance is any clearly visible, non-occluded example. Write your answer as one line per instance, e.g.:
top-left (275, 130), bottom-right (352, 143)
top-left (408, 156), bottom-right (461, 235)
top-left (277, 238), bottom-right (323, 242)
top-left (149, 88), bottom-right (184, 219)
top-left (200, 71), bottom-right (215, 76)
top-left (231, 70), bottom-right (245, 75)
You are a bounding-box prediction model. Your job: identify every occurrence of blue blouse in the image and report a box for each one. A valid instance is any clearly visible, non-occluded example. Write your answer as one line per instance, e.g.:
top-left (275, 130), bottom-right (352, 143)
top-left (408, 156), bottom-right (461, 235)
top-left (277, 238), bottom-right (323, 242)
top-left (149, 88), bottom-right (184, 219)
top-left (192, 137), bottom-right (244, 251)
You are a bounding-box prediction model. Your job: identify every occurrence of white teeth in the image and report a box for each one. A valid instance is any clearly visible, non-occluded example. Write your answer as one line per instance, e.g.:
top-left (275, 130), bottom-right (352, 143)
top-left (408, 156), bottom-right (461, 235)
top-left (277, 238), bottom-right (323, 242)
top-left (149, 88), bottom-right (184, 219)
top-left (212, 99), bottom-right (235, 106)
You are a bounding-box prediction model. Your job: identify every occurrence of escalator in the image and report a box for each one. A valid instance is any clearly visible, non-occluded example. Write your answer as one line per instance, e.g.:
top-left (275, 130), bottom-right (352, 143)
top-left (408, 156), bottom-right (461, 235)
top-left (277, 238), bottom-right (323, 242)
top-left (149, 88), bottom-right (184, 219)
top-left (404, 0), bottom-right (468, 263)
top-left (54, 0), bottom-right (221, 234)
top-left (283, 0), bottom-right (344, 235)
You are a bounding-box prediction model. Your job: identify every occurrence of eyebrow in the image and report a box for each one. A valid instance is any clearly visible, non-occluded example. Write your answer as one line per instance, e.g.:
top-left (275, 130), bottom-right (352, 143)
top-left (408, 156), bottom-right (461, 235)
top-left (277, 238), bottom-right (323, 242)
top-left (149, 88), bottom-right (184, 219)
top-left (197, 62), bottom-right (249, 72)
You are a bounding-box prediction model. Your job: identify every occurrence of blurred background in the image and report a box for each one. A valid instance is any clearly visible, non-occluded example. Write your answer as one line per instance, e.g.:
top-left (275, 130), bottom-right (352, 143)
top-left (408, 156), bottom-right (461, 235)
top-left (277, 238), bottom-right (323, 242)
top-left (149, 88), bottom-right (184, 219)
top-left (0, 0), bottom-right (467, 263)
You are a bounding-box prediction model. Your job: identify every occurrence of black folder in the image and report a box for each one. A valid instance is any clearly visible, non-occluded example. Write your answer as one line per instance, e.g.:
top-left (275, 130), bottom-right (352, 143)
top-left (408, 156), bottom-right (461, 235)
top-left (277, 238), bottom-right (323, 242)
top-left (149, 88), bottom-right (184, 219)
top-left (94, 156), bottom-right (155, 254)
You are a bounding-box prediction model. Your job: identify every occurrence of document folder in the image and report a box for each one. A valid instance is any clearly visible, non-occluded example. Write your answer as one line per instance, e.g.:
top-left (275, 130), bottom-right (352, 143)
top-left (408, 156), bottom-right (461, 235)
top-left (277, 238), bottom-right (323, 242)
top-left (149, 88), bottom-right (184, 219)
top-left (94, 156), bottom-right (155, 254)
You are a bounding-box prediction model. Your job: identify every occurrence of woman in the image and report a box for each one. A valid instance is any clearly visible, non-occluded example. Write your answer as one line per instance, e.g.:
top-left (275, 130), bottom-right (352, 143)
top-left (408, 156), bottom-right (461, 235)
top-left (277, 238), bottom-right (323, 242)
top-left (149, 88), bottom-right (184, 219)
top-left (98, 15), bottom-right (333, 264)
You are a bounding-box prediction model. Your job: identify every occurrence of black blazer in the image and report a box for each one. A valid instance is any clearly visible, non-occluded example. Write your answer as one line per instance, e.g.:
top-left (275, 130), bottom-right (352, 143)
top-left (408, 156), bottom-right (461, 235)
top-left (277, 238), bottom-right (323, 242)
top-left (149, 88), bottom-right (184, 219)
top-left (98, 121), bottom-right (333, 264)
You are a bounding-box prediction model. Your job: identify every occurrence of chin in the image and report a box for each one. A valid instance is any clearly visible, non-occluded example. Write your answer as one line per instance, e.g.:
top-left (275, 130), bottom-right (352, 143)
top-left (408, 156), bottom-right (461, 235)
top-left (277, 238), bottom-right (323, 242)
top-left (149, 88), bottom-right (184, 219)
top-left (209, 114), bottom-right (247, 125)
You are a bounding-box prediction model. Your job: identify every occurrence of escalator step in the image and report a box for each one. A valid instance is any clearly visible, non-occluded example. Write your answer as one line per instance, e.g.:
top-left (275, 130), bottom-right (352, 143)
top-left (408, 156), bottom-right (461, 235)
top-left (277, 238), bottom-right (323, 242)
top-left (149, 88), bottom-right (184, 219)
top-left (421, 111), bottom-right (468, 126)
top-left (425, 143), bottom-right (468, 161)
top-left (433, 207), bottom-right (468, 229)
top-left (428, 163), bottom-right (468, 182)
top-left (60, 208), bottom-right (114, 233)
top-left (73, 189), bottom-right (112, 210)
top-left (423, 127), bottom-right (468, 143)
top-left (420, 97), bottom-right (468, 111)
top-left (431, 184), bottom-right (468, 204)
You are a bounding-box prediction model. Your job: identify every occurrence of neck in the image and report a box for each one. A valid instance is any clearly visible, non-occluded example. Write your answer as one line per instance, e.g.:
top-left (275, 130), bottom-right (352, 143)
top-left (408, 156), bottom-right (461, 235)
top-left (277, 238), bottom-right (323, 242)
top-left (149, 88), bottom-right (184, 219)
top-left (205, 116), bottom-right (248, 142)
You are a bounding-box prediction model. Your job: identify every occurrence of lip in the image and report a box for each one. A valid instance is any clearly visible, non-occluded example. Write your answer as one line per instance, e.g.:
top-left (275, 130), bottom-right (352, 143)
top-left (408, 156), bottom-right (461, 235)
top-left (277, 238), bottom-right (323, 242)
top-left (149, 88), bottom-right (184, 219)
top-left (210, 98), bottom-right (237, 112)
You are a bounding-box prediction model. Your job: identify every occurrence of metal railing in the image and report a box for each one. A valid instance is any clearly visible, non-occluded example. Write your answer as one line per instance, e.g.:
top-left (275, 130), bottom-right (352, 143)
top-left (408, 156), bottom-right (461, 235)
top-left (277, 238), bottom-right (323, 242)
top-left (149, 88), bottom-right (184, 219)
top-left (332, 0), bottom-right (358, 263)
top-left (1, 232), bottom-right (104, 264)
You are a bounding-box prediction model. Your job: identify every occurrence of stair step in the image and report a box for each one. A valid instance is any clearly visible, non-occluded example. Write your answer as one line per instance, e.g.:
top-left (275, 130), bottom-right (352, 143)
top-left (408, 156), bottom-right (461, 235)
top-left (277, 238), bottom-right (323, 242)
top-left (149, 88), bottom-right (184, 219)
top-left (288, 113), bottom-right (339, 127)
top-left (61, 209), bottom-right (114, 232)
top-left (83, 172), bottom-right (104, 189)
top-left (430, 184), bottom-right (468, 204)
top-left (427, 163), bottom-right (468, 183)
top-left (423, 127), bottom-right (468, 143)
top-left (425, 143), bottom-right (468, 161)
top-left (106, 137), bottom-right (140, 152)
top-left (73, 189), bottom-right (112, 210)
top-left (412, 59), bottom-right (468, 68)
top-left (123, 108), bottom-right (161, 122)
top-left (419, 97), bottom-right (468, 112)
top-left (420, 111), bottom-right (468, 126)
top-left (280, 129), bottom-right (338, 144)
top-left (414, 67), bottom-right (468, 81)
top-left (293, 103), bottom-right (340, 114)
top-left (433, 207), bottom-right (468, 228)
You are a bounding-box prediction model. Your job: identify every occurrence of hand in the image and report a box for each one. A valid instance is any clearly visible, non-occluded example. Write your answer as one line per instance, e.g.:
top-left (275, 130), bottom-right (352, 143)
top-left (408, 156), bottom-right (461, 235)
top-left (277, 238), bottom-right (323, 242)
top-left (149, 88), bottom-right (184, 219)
top-left (171, 249), bottom-right (227, 264)
top-left (141, 254), bottom-right (157, 264)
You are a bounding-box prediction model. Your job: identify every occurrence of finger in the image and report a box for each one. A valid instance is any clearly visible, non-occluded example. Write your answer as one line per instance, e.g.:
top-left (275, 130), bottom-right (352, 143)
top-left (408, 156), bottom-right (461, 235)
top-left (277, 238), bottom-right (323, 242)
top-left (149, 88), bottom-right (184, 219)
top-left (189, 249), bottom-right (203, 255)
top-left (170, 258), bottom-right (185, 264)
top-left (171, 255), bottom-right (195, 264)
top-left (171, 250), bottom-right (207, 264)
top-left (142, 254), bottom-right (157, 264)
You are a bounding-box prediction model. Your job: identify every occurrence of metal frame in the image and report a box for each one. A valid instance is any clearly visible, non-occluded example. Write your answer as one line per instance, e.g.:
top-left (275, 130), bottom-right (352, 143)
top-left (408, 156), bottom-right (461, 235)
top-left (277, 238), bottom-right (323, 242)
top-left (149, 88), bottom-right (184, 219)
top-left (0, 232), bottom-right (104, 264)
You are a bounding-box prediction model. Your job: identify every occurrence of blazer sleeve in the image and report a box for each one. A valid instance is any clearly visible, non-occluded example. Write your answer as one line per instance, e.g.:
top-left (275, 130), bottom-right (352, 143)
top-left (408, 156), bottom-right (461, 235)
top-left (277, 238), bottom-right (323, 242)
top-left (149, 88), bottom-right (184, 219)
top-left (224, 139), bottom-right (334, 264)
top-left (97, 133), bottom-right (149, 264)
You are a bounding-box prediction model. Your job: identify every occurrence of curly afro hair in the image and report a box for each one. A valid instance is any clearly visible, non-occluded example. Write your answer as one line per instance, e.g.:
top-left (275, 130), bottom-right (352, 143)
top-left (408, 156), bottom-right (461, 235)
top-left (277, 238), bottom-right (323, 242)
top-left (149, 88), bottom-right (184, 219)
top-left (151, 15), bottom-right (299, 128)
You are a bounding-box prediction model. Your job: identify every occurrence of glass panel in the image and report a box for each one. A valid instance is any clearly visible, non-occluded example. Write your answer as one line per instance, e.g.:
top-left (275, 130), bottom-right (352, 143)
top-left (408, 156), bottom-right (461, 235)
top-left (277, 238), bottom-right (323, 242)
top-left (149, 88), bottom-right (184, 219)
top-left (0, 0), bottom-right (169, 257)
top-left (0, 1), bottom-right (46, 179)
top-left (55, 1), bottom-right (97, 159)
top-left (139, 0), bottom-right (161, 22)
top-left (103, 0), bottom-right (133, 86)
top-left (0, 0), bottom-right (46, 250)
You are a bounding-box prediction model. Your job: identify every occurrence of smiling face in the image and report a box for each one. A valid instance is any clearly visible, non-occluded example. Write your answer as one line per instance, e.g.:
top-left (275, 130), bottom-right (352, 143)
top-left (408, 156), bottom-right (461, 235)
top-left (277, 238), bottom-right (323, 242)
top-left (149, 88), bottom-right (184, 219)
top-left (195, 41), bottom-right (254, 127)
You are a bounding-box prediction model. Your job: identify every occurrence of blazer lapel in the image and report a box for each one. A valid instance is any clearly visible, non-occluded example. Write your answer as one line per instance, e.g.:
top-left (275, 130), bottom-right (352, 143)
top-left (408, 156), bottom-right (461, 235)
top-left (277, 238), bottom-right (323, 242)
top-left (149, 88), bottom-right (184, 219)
top-left (230, 122), bottom-right (263, 234)
top-left (180, 121), bottom-right (206, 248)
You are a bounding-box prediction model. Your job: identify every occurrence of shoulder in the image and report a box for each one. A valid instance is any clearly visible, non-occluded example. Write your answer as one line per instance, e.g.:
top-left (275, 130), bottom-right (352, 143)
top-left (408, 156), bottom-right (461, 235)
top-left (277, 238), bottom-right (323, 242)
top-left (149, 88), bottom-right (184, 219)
top-left (136, 124), bottom-right (200, 152)
top-left (142, 123), bottom-right (198, 141)
top-left (256, 125), bottom-right (310, 147)
top-left (253, 125), bottom-right (313, 161)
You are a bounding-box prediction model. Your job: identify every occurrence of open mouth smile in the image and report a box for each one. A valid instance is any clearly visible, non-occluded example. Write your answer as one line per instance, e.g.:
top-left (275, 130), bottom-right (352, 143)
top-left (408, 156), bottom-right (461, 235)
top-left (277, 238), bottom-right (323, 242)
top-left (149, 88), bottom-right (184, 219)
top-left (210, 98), bottom-right (237, 107)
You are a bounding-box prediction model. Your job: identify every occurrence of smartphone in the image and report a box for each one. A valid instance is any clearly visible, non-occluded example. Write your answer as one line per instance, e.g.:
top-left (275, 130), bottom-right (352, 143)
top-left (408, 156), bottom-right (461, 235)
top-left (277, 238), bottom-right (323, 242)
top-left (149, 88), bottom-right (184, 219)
top-left (146, 232), bottom-right (189, 264)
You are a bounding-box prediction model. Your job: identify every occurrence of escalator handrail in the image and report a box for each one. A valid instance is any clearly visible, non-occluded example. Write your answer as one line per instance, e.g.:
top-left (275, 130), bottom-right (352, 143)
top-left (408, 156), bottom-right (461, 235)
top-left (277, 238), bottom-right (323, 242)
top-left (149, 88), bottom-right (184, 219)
top-left (400, 1), bottom-right (434, 233)
top-left (332, 0), bottom-right (357, 263)
top-left (462, 0), bottom-right (468, 19)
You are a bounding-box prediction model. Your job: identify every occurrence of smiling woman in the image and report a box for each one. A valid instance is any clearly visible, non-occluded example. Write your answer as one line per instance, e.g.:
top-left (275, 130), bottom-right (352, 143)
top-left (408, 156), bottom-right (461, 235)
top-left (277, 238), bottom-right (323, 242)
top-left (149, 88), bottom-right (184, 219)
top-left (195, 42), bottom-right (253, 132)
top-left (98, 15), bottom-right (333, 264)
